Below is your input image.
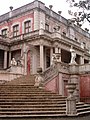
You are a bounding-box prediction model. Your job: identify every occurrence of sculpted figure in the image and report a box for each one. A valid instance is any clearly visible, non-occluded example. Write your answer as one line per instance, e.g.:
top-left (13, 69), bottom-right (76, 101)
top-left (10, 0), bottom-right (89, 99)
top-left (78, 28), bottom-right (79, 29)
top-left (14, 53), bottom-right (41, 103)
top-left (70, 47), bottom-right (76, 64)
top-left (11, 58), bottom-right (17, 66)
top-left (34, 74), bottom-right (43, 88)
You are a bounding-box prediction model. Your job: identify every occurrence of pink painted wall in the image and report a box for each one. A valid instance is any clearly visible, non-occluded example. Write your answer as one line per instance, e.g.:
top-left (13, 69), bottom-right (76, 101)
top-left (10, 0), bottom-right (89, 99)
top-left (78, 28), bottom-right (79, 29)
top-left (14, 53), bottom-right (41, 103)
top-left (0, 12), bottom-right (34, 34)
top-left (44, 76), bottom-right (59, 93)
top-left (80, 75), bottom-right (90, 103)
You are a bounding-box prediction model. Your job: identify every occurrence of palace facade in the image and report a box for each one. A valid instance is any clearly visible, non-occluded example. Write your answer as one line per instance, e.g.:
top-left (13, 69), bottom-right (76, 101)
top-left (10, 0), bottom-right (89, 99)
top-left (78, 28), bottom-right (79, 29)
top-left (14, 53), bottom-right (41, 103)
top-left (0, 0), bottom-right (90, 103)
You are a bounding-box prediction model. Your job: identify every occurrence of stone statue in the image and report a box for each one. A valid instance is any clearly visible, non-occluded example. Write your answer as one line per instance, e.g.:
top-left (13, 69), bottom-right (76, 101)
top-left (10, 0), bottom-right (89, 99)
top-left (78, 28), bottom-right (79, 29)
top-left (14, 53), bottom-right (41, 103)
top-left (51, 53), bottom-right (61, 65)
top-left (70, 47), bottom-right (76, 64)
top-left (34, 74), bottom-right (43, 88)
top-left (11, 58), bottom-right (17, 66)
top-left (51, 54), bottom-right (56, 65)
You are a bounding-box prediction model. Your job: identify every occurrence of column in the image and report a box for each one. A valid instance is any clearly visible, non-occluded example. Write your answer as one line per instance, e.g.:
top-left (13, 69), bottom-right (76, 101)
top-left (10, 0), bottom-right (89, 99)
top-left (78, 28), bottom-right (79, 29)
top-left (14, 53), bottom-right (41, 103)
top-left (4, 51), bottom-right (7, 69)
top-left (58, 48), bottom-right (61, 62)
top-left (55, 47), bottom-right (58, 53)
top-left (80, 56), bottom-right (84, 64)
top-left (58, 73), bottom-right (64, 95)
top-left (23, 43), bottom-right (27, 75)
top-left (24, 52), bottom-right (27, 75)
top-left (9, 51), bottom-right (11, 67)
top-left (70, 75), bottom-right (80, 102)
top-left (50, 47), bottom-right (53, 65)
top-left (40, 45), bottom-right (44, 71)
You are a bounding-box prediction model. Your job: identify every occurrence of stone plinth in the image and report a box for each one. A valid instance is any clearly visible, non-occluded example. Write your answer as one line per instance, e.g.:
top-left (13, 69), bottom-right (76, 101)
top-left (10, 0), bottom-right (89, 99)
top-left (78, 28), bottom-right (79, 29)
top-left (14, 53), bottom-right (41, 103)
top-left (69, 64), bottom-right (79, 74)
top-left (66, 83), bottom-right (77, 115)
top-left (10, 65), bottom-right (23, 74)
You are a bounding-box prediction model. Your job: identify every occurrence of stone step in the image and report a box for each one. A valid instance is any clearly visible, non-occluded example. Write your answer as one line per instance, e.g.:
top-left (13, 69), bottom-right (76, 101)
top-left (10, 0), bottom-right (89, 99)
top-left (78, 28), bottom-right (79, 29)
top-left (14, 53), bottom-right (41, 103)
top-left (0, 110), bottom-right (66, 115)
top-left (0, 107), bottom-right (66, 111)
top-left (77, 111), bottom-right (90, 115)
top-left (0, 104), bottom-right (66, 108)
top-left (0, 98), bottom-right (65, 102)
top-left (0, 101), bottom-right (66, 105)
top-left (0, 97), bottom-right (66, 100)
top-left (0, 91), bottom-right (60, 95)
top-left (0, 84), bottom-right (36, 87)
top-left (77, 107), bottom-right (90, 112)
top-left (76, 104), bottom-right (90, 109)
top-left (0, 94), bottom-right (66, 98)
top-left (0, 113), bottom-right (66, 118)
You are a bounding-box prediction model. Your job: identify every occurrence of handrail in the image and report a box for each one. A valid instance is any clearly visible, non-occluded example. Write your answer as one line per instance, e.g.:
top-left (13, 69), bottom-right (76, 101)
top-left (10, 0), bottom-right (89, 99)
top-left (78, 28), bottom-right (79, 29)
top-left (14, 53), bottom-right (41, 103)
top-left (42, 65), bottom-right (58, 83)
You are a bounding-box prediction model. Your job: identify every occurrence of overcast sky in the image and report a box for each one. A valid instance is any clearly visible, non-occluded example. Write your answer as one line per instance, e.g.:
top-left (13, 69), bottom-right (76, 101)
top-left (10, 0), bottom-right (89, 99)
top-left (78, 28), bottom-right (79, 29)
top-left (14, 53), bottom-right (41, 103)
top-left (0, 0), bottom-right (70, 19)
top-left (0, 0), bottom-right (89, 29)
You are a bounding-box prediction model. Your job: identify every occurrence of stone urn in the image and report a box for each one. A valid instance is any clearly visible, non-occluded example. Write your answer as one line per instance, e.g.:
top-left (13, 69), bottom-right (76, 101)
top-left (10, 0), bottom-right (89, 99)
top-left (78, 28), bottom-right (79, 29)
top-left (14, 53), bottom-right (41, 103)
top-left (55, 53), bottom-right (61, 59)
top-left (66, 83), bottom-right (76, 98)
top-left (37, 67), bottom-right (42, 74)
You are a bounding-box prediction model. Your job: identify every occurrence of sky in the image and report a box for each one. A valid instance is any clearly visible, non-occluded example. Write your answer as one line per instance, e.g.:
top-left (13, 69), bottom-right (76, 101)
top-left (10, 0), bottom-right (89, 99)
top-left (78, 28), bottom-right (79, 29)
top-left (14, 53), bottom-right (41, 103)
top-left (0, 0), bottom-right (89, 29)
top-left (0, 0), bottom-right (70, 18)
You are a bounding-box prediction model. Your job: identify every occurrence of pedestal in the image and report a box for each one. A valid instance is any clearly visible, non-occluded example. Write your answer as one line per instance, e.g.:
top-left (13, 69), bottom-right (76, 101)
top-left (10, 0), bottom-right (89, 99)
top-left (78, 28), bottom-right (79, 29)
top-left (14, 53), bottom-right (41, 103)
top-left (66, 83), bottom-right (77, 116)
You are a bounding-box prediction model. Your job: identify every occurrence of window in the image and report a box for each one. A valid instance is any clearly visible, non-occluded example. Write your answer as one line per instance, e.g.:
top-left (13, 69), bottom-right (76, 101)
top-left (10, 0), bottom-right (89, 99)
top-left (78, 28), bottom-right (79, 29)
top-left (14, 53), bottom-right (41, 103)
top-left (24, 20), bottom-right (31, 33)
top-left (2, 29), bottom-right (7, 37)
top-left (45, 24), bottom-right (49, 31)
top-left (13, 25), bottom-right (19, 37)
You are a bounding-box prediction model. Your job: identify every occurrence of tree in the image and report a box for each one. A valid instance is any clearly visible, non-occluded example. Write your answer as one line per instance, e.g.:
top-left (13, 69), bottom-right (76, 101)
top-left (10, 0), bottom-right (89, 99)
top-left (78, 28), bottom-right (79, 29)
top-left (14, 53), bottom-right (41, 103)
top-left (66, 0), bottom-right (90, 27)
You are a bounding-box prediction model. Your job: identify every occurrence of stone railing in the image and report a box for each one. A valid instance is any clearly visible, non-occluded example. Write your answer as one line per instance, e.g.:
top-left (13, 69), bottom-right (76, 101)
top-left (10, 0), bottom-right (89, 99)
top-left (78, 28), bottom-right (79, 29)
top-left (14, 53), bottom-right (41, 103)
top-left (34, 62), bottom-right (69, 88)
top-left (10, 30), bottom-right (39, 43)
top-left (56, 62), bottom-right (69, 74)
top-left (41, 62), bottom-right (69, 83)
top-left (42, 65), bottom-right (58, 82)
top-left (79, 64), bottom-right (90, 74)
top-left (23, 30), bottom-right (39, 39)
top-left (69, 63), bottom-right (90, 74)
top-left (0, 35), bottom-right (10, 43)
top-left (0, 70), bottom-right (22, 84)
top-left (40, 30), bottom-right (82, 50)
top-left (10, 35), bottom-right (21, 42)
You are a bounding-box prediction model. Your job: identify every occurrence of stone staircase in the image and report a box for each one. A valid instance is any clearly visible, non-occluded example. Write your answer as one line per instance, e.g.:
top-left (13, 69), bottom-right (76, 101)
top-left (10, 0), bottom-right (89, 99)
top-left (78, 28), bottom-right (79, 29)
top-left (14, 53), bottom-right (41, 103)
top-left (0, 75), bottom-right (90, 119)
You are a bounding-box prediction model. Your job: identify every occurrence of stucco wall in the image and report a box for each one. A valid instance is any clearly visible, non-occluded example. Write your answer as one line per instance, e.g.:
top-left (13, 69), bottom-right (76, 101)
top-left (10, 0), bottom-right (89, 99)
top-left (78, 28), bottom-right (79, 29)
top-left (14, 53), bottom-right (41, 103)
top-left (80, 74), bottom-right (90, 103)
top-left (44, 76), bottom-right (59, 93)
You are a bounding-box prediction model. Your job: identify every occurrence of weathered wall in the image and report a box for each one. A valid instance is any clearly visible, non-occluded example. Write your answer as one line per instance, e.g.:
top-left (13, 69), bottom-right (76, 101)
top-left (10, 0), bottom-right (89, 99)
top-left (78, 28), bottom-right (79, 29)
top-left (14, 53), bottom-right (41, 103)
top-left (44, 76), bottom-right (59, 93)
top-left (80, 74), bottom-right (90, 103)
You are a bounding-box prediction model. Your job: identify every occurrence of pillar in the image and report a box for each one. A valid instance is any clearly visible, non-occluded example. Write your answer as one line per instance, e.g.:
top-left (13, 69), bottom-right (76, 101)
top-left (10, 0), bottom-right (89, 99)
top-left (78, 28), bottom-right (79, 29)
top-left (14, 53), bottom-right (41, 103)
top-left (23, 43), bottom-right (27, 75)
top-left (58, 73), bottom-right (64, 95)
top-left (55, 47), bottom-right (58, 53)
top-left (80, 56), bottom-right (84, 64)
top-left (4, 51), bottom-right (7, 69)
top-left (70, 75), bottom-right (80, 102)
top-left (40, 45), bottom-right (44, 71)
top-left (66, 83), bottom-right (77, 115)
top-left (9, 51), bottom-right (11, 67)
top-left (50, 47), bottom-right (53, 65)
top-left (24, 52), bottom-right (27, 75)
top-left (58, 48), bottom-right (61, 62)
